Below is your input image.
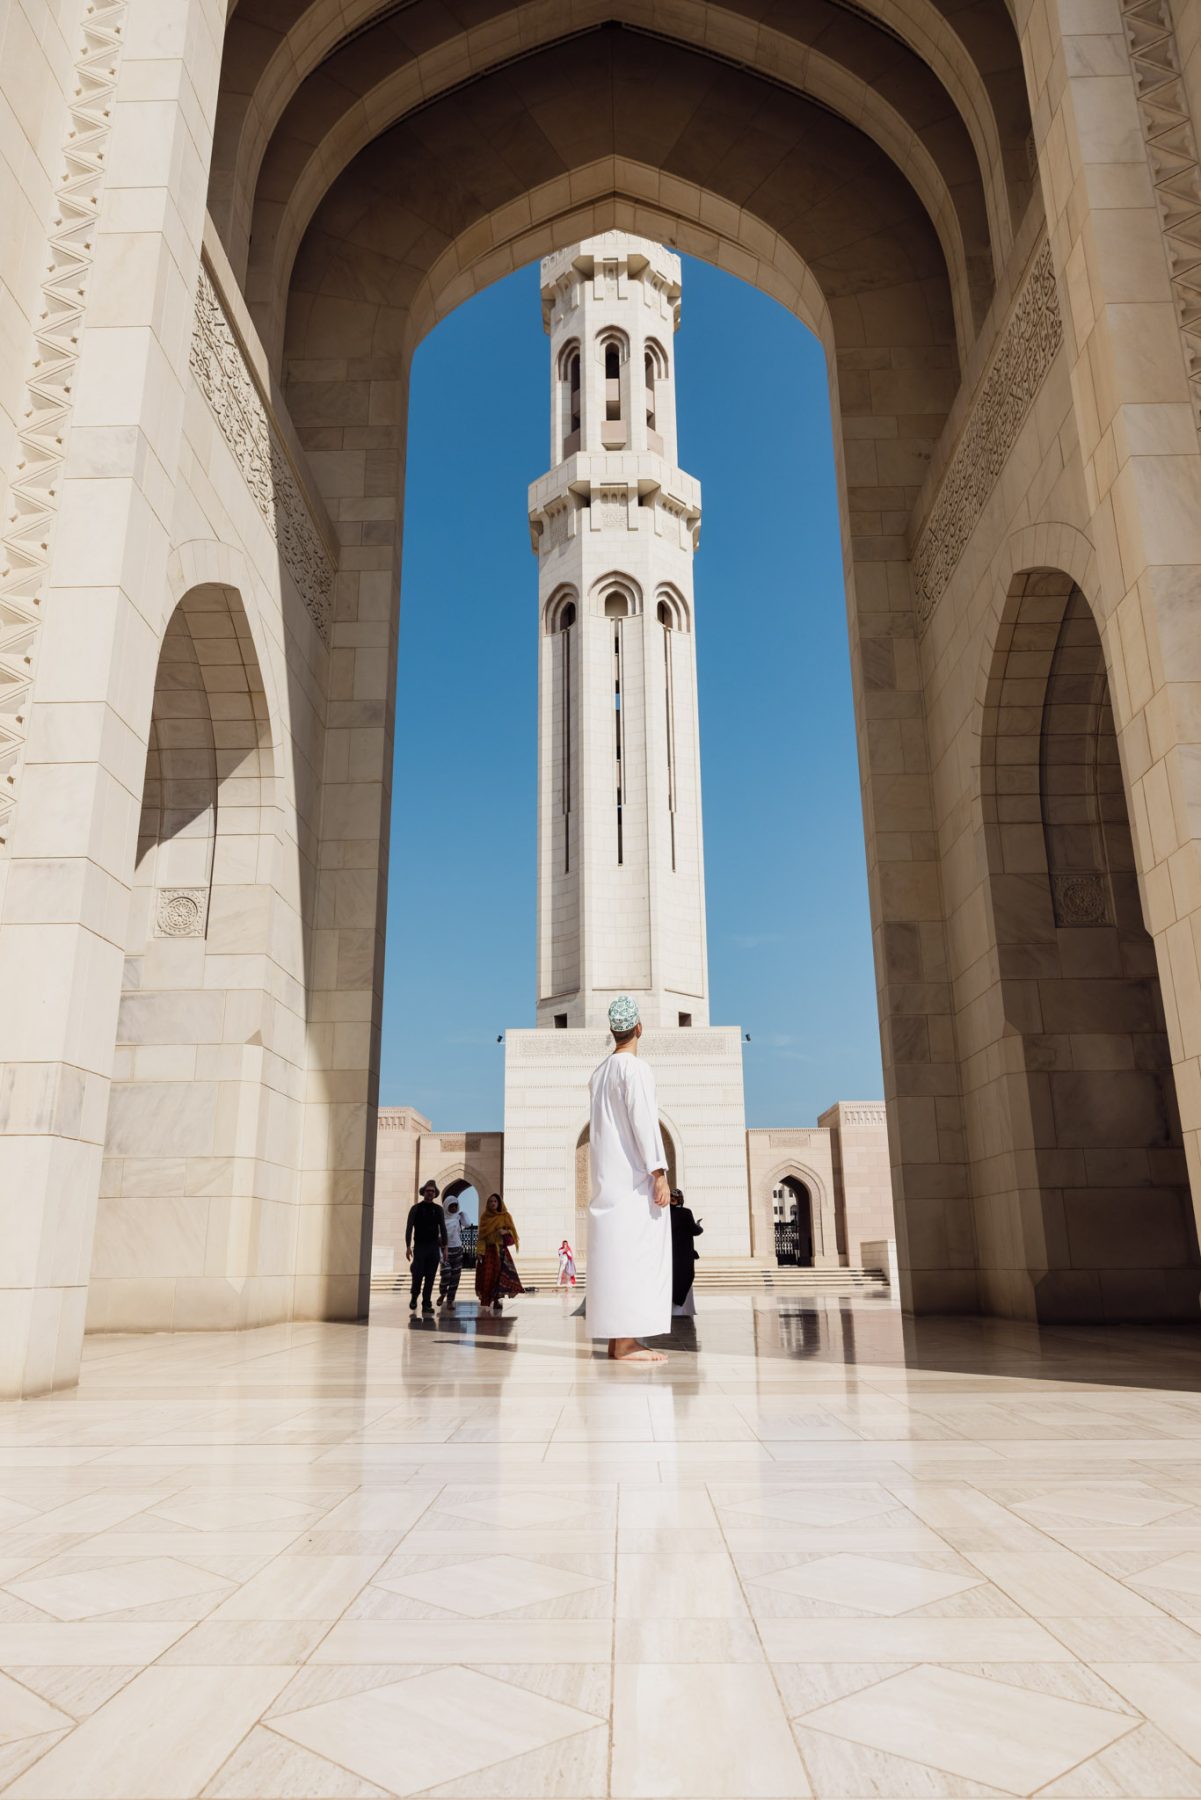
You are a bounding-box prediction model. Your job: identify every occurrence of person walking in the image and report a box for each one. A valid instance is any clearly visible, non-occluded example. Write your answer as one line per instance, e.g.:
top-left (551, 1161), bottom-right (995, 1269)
top-left (405, 1179), bottom-right (447, 1313)
top-left (587, 996), bottom-right (671, 1364)
top-left (475, 1193), bottom-right (523, 1312)
top-left (438, 1195), bottom-right (467, 1308)
top-left (669, 1187), bottom-right (703, 1315)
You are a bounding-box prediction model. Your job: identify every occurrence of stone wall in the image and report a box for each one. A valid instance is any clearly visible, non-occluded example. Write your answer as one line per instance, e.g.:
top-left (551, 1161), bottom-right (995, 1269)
top-left (371, 1107), bottom-right (430, 1274)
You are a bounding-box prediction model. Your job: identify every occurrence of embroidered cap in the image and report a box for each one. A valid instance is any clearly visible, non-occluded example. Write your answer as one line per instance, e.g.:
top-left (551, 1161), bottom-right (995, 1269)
top-left (608, 994), bottom-right (640, 1033)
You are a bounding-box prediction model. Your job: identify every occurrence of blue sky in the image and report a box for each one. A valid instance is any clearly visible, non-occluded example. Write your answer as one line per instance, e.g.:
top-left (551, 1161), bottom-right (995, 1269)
top-left (380, 255), bottom-right (883, 1130)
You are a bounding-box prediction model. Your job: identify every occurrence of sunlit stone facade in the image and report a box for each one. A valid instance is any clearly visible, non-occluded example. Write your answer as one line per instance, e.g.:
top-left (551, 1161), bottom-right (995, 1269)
top-left (3, 0), bottom-right (1201, 1395)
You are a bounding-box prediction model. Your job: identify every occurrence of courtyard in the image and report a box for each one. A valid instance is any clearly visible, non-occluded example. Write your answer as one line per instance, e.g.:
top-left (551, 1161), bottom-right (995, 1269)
top-left (2, 1296), bottom-right (1201, 1797)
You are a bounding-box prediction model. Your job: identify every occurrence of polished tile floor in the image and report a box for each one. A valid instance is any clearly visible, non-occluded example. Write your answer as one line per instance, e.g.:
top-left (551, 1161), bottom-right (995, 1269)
top-left (3, 1292), bottom-right (1201, 1797)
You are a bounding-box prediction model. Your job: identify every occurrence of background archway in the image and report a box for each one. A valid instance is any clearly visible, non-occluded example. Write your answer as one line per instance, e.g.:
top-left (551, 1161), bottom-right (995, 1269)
top-left (89, 585), bottom-right (293, 1334)
top-left (441, 1179), bottom-right (479, 1227)
top-left (973, 572), bottom-right (1201, 1320)
top-left (774, 1176), bottom-right (815, 1267)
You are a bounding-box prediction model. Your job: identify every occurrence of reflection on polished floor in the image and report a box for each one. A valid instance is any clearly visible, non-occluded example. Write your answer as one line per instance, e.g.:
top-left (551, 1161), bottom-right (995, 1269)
top-left (3, 1295), bottom-right (1201, 1797)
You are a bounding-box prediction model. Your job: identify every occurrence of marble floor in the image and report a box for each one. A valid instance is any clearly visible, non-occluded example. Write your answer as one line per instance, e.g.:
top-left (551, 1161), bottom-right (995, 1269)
top-left (3, 1294), bottom-right (1201, 1798)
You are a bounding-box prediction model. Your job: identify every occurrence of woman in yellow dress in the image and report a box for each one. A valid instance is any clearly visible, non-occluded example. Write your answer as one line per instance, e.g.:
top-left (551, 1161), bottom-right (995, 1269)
top-left (474, 1193), bottom-right (523, 1312)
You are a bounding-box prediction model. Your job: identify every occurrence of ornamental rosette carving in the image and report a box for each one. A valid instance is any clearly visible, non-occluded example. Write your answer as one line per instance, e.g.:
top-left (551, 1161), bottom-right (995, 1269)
top-left (912, 239), bottom-right (1063, 632)
top-left (1051, 871), bottom-right (1111, 928)
top-left (189, 264), bottom-right (334, 643)
top-left (155, 888), bottom-right (207, 938)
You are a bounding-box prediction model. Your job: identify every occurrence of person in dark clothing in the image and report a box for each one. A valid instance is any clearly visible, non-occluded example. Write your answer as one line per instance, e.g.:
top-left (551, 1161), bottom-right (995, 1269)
top-left (406, 1180), bottom-right (447, 1312)
top-left (669, 1187), bottom-right (702, 1316)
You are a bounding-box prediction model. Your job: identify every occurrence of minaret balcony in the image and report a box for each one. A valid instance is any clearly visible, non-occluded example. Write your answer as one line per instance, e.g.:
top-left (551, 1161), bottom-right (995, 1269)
top-left (528, 451), bottom-right (701, 519)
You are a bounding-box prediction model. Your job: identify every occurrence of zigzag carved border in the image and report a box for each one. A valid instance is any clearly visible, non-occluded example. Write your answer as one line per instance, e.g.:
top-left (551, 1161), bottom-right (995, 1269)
top-left (0, 0), bottom-right (127, 850)
top-left (1119, 0), bottom-right (1201, 434)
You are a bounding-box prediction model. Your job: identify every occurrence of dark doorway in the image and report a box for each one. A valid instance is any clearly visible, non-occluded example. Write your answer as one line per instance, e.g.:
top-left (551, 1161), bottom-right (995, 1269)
top-left (774, 1177), bottom-right (814, 1266)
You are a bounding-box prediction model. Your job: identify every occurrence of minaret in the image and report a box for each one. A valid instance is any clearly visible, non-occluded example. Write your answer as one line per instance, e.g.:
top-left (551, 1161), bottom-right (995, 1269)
top-left (529, 235), bottom-right (708, 1031)
top-left (503, 233), bottom-right (750, 1266)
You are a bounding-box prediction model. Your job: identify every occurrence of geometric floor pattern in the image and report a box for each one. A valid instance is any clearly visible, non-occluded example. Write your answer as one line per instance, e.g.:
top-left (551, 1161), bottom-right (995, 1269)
top-left (3, 1292), bottom-right (1201, 1796)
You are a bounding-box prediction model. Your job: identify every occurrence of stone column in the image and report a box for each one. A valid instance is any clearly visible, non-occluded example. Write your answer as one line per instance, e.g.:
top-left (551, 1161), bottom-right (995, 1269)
top-left (0, 0), bottom-right (225, 1396)
top-left (1020, 0), bottom-right (1201, 1242)
top-left (840, 335), bottom-right (976, 1311)
top-left (285, 351), bottom-right (406, 1323)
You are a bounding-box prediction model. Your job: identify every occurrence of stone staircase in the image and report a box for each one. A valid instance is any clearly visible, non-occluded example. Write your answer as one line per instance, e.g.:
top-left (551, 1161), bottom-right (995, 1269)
top-left (370, 1259), bottom-right (891, 1298)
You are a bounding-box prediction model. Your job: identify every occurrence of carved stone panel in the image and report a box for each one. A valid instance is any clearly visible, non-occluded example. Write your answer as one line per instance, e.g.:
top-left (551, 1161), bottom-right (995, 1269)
top-left (912, 239), bottom-right (1063, 632)
top-left (189, 263), bottom-right (335, 643)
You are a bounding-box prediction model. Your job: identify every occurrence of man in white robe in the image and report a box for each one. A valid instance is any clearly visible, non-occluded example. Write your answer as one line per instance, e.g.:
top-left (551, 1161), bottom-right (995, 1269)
top-left (587, 995), bottom-right (671, 1363)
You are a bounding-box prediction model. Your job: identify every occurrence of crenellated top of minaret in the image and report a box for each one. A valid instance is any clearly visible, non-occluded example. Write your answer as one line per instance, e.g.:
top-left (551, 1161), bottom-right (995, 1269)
top-left (529, 232), bottom-right (700, 558)
top-left (539, 233), bottom-right (682, 333)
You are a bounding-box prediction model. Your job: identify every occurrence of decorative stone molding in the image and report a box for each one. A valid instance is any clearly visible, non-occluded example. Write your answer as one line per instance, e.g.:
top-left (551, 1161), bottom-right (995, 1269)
top-left (0, 0), bottom-right (128, 850)
top-left (509, 1029), bottom-right (731, 1059)
top-left (1119, 0), bottom-right (1201, 436)
top-left (378, 1108), bottom-right (428, 1131)
top-left (912, 239), bottom-right (1063, 633)
top-left (189, 262), bottom-right (334, 643)
top-left (1051, 871), bottom-right (1111, 928)
top-left (839, 1106), bottom-right (887, 1127)
top-left (155, 888), bottom-right (208, 938)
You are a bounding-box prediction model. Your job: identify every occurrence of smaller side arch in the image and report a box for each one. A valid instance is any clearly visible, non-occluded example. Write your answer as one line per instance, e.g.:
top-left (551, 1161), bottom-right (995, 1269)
top-left (654, 582), bottom-right (690, 632)
top-left (544, 584), bottom-right (580, 634)
top-left (644, 337), bottom-right (669, 379)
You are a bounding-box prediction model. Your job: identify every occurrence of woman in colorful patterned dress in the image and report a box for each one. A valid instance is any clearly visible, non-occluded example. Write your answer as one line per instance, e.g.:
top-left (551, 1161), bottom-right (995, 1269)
top-left (474, 1193), bottom-right (523, 1312)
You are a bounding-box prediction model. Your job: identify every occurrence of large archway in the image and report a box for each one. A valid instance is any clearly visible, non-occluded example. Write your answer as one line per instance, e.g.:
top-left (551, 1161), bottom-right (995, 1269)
top-left (190, 0), bottom-right (1201, 1329)
top-left (12, 0), bottom-right (1201, 1397)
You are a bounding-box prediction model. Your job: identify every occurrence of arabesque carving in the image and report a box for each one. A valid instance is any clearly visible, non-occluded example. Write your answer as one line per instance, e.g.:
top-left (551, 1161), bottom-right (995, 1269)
top-left (0, 0), bottom-right (128, 850)
top-left (1119, 0), bottom-right (1201, 437)
top-left (189, 263), bottom-right (334, 642)
top-left (912, 239), bottom-right (1063, 632)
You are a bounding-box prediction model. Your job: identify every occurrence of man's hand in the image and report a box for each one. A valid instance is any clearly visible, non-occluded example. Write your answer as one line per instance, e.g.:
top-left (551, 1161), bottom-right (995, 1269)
top-left (405, 1247), bottom-right (413, 1263)
top-left (652, 1171), bottom-right (671, 1209)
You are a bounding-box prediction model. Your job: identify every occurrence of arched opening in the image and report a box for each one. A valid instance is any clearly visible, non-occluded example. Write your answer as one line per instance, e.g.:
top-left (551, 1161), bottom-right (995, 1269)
top-left (977, 573), bottom-right (1200, 1320)
top-left (441, 1179), bottom-right (479, 1226)
top-left (604, 592), bottom-right (629, 620)
top-left (558, 340), bottom-right (581, 456)
top-left (228, 0), bottom-right (1028, 1335)
top-left (89, 585), bottom-right (289, 1334)
top-left (604, 339), bottom-right (621, 421)
top-left (773, 1177), bottom-right (815, 1266)
top-left (441, 1179), bottom-right (480, 1266)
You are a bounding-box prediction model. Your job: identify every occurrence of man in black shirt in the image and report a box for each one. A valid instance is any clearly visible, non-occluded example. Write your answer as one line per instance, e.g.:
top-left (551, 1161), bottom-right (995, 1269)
top-left (406, 1180), bottom-right (447, 1313)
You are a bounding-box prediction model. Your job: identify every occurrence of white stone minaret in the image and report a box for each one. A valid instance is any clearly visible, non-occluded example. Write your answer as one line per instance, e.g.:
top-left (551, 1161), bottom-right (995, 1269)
top-left (529, 235), bottom-right (707, 1030)
top-left (503, 234), bottom-right (751, 1265)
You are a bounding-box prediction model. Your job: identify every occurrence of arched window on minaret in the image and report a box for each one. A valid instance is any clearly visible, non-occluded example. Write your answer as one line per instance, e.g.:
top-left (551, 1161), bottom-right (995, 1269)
top-left (558, 342), bottom-right (581, 458)
top-left (656, 585), bottom-right (688, 871)
top-left (546, 590), bottom-right (578, 873)
top-left (605, 343), bottom-right (621, 418)
top-left (604, 592), bottom-right (629, 619)
top-left (645, 340), bottom-right (668, 454)
top-left (598, 331), bottom-right (629, 447)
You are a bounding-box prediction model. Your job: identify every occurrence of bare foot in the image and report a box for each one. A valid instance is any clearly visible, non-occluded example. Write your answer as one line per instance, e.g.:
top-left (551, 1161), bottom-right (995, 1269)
top-left (608, 1337), bottom-right (667, 1364)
